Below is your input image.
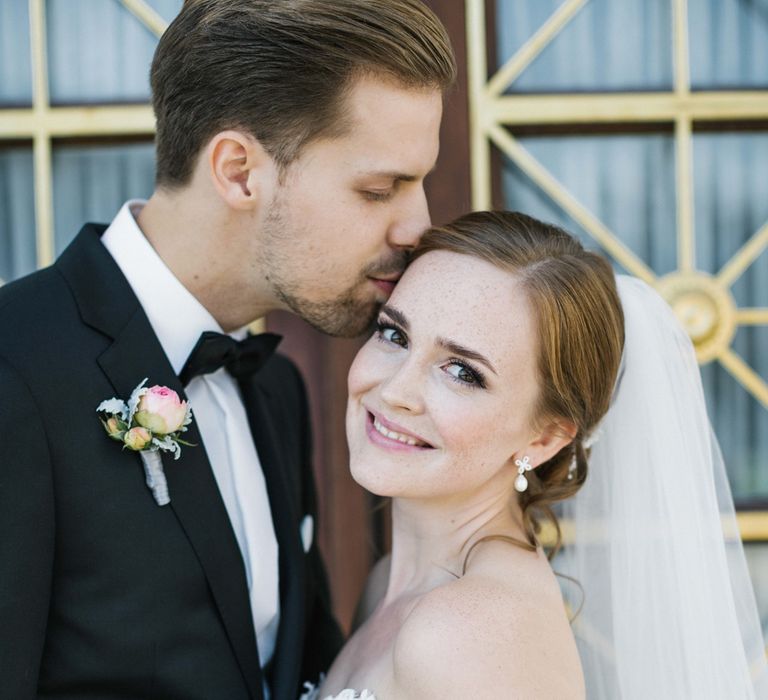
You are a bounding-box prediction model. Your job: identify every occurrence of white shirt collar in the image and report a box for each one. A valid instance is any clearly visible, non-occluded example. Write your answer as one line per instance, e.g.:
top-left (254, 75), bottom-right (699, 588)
top-left (102, 200), bottom-right (244, 375)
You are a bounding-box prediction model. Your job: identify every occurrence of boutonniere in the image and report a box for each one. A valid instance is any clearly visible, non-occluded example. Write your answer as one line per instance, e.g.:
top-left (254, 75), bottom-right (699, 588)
top-left (96, 379), bottom-right (194, 506)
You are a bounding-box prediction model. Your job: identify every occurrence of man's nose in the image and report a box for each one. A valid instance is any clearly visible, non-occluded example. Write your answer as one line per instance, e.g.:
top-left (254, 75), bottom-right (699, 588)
top-left (387, 186), bottom-right (431, 250)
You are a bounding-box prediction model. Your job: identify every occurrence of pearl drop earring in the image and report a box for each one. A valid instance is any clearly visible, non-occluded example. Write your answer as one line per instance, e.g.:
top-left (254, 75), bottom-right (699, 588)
top-left (514, 455), bottom-right (532, 493)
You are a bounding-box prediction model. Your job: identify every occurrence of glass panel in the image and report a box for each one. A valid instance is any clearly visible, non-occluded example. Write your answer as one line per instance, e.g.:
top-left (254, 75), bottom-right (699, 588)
top-left (502, 132), bottom-right (677, 276)
top-left (495, 0), bottom-right (673, 93)
top-left (732, 244), bottom-right (768, 318)
top-left (52, 141), bottom-right (155, 255)
top-left (689, 0), bottom-right (768, 90)
top-left (501, 147), bottom-right (612, 261)
top-left (694, 133), bottom-right (768, 275)
top-left (0, 0), bottom-right (33, 106)
top-left (46, 0), bottom-right (182, 105)
top-left (744, 543), bottom-right (768, 643)
top-left (0, 147), bottom-right (36, 284)
top-left (701, 329), bottom-right (768, 501)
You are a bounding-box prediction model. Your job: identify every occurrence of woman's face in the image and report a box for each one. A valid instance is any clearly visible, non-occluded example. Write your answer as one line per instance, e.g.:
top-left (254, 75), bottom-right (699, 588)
top-left (346, 250), bottom-right (543, 501)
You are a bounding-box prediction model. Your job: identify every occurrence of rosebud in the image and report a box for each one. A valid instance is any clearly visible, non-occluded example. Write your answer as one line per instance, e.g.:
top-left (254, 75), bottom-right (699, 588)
top-left (134, 386), bottom-right (188, 436)
top-left (103, 416), bottom-right (124, 441)
top-left (124, 426), bottom-right (152, 451)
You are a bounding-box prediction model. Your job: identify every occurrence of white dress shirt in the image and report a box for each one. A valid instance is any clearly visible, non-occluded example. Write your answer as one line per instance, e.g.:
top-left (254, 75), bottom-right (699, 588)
top-left (102, 201), bottom-right (280, 676)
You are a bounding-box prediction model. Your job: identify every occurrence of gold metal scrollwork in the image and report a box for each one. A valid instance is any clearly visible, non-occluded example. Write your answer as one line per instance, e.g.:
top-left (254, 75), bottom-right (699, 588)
top-left (656, 272), bottom-right (738, 365)
top-left (465, 0), bottom-right (768, 552)
top-left (466, 0), bottom-right (768, 415)
top-left (0, 1), bottom-right (167, 270)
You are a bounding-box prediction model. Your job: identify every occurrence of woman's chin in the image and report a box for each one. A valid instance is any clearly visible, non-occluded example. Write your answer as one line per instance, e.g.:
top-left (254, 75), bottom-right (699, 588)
top-left (349, 460), bottom-right (404, 499)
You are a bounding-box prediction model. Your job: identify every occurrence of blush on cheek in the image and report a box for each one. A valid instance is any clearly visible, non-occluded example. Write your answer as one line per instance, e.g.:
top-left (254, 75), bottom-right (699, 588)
top-left (347, 339), bottom-right (380, 396)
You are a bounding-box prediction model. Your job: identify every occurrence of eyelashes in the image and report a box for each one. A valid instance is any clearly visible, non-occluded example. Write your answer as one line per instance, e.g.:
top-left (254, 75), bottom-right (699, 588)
top-left (374, 319), bottom-right (487, 390)
top-left (362, 190), bottom-right (393, 202)
top-left (375, 321), bottom-right (407, 347)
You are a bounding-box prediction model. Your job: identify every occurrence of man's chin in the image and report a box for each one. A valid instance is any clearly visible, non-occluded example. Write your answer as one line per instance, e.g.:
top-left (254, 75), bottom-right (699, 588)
top-left (274, 281), bottom-right (383, 337)
top-left (291, 297), bottom-right (380, 338)
top-left (309, 307), bottom-right (379, 338)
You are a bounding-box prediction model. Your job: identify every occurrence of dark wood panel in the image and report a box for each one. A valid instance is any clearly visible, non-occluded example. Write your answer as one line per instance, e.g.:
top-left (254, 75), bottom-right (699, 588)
top-left (266, 0), bottom-right (471, 635)
top-left (265, 312), bottom-right (370, 633)
top-left (424, 0), bottom-right (472, 225)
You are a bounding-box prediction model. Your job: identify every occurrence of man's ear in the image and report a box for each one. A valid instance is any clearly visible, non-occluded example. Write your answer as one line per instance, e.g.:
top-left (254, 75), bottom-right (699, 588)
top-left (522, 418), bottom-right (577, 470)
top-left (207, 130), bottom-right (275, 210)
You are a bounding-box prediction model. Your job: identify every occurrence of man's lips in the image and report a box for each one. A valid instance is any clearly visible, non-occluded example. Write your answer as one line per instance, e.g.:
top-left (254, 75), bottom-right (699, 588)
top-left (369, 277), bottom-right (400, 295)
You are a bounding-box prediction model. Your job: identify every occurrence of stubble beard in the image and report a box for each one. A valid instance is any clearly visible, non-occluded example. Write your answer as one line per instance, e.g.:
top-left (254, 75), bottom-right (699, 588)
top-left (261, 197), bottom-right (394, 338)
top-left (275, 283), bottom-right (381, 338)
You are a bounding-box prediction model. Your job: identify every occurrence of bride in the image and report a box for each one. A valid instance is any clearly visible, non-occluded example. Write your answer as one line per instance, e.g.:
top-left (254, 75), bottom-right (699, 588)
top-left (304, 211), bottom-right (766, 699)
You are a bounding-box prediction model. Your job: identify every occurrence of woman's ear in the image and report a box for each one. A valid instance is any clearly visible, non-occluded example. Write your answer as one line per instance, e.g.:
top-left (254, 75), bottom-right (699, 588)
top-left (522, 418), bottom-right (578, 470)
top-left (207, 130), bottom-right (275, 210)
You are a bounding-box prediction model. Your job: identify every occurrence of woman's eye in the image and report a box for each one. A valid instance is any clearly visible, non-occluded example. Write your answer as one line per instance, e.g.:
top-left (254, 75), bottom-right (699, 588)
top-left (445, 361), bottom-right (485, 388)
top-left (376, 322), bottom-right (407, 347)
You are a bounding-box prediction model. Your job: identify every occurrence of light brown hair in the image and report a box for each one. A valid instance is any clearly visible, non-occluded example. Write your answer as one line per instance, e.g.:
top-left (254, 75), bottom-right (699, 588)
top-left (413, 211), bottom-right (625, 556)
top-left (150, 0), bottom-right (456, 187)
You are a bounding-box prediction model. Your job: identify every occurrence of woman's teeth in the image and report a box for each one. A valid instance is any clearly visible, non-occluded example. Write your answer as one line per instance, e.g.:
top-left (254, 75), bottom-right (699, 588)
top-left (373, 416), bottom-right (425, 447)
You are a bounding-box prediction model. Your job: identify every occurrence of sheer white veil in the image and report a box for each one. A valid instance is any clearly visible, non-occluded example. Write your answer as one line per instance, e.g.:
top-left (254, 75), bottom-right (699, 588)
top-left (554, 275), bottom-right (768, 698)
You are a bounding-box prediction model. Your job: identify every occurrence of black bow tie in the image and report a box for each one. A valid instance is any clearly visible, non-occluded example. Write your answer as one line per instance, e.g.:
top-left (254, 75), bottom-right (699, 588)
top-left (179, 331), bottom-right (282, 386)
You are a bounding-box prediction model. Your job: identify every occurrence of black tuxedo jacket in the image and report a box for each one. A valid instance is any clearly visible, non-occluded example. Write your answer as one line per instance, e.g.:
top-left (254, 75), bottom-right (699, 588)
top-left (0, 224), bottom-right (343, 699)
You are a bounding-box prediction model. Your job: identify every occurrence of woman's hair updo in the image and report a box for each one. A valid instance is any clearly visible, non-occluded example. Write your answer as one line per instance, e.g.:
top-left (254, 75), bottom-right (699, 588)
top-left (412, 211), bottom-right (625, 554)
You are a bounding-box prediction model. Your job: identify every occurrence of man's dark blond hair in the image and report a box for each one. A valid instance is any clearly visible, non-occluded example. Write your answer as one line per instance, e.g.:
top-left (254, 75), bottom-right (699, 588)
top-left (151, 0), bottom-right (456, 187)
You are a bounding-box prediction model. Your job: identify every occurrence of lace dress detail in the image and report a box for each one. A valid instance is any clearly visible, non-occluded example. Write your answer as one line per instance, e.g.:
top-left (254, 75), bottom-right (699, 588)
top-left (299, 680), bottom-right (376, 700)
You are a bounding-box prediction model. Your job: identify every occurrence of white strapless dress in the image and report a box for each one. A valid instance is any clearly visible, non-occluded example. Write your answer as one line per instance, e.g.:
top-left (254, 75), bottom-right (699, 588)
top-left (299, 681), bottom-right (376, 700)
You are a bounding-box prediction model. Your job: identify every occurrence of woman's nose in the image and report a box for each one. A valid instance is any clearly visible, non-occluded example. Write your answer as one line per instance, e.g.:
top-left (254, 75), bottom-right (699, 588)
top-left (379, 359), bottom-right (426, 414)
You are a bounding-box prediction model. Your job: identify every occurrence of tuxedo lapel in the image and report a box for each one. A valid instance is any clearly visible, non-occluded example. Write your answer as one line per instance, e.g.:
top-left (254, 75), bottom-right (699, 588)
top-left (239, 378), bottom-right (306, 700)
top-left (58, 225), bottom-right (264, 700)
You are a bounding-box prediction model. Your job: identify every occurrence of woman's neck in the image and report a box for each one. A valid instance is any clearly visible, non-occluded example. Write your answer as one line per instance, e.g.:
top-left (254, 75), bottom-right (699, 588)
top-left (384, 490), bottom-right (527, 603)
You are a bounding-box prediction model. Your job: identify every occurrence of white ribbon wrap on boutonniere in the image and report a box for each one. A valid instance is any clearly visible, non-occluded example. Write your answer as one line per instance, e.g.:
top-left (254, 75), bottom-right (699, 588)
top-left (97, 379), bottom-right (195, 506)
top-left (140, 451), bottom-right (170, 506)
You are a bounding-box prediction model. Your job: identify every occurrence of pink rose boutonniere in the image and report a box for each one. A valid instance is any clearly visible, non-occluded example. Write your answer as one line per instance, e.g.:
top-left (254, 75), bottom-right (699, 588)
top-left (97, 379), bottom-right (194, 506)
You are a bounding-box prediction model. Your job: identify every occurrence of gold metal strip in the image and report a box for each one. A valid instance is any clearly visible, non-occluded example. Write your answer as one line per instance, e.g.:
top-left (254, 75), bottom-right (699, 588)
top-left (542, 512), bottom-right (768, 546)
top-left (719, 347), bottom-right (768, 411)
top-left (7, 93), bottom-right (764, 138)
top-left (487, 92), bottom-right (768, 125)
top-left (718, 221), bottom-right (768, 289)
top-left (487, 123), bottom-right (657, 285)
top-left (673, 0), bottom-right (690, 98)
top-left (29, 0), bottom-right (54, 268)
top-left (738, 512), bottom-right (768, 542)
top-left (486, 0), bottom-right (587, 97)
top-left (32, 136), bottom-right (54, 267)
top-left (675, 116), bottom-right (695, 271)
top-left (736, 309), bottom-right (768, 325)
top-left (0, 105), bottom-right (156, 139)
top-left (118, 0), bottom-right (168, 38)
top-left (672, 0), bottom-right (695, 272)
top-left (465, 0), bottom-right (492, 210)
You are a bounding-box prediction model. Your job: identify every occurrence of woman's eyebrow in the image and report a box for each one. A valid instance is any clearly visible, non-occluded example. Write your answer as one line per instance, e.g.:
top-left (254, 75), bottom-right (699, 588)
top-left (380, 304), bottom-right (409, 329)
top-left (380, 305), bottom-right (497, 376)
top-left (437, 337), bottom-right (498, 376)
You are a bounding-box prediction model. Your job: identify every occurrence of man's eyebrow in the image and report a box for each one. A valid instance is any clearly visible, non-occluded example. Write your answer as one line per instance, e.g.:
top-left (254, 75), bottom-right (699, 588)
top-left (380, 305), bottom-right (498, 376)
top-left (379, 304), bottom-right (409, 329)
top-left (357, 164), bottom-right (437, 183)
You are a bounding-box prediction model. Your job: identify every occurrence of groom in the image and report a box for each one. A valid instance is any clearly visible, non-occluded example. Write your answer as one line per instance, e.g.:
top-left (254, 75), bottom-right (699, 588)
top-left (0, 2), bottom-right (454, 699)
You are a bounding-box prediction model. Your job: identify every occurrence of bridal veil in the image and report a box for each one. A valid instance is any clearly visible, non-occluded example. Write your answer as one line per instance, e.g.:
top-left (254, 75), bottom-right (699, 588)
top-left (555, 275), bottom-right (768, 698)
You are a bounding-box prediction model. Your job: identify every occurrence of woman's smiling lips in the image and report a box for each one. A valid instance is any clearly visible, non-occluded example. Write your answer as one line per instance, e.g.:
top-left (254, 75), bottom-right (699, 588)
top-left (365, 410), bottom-right (434, 452)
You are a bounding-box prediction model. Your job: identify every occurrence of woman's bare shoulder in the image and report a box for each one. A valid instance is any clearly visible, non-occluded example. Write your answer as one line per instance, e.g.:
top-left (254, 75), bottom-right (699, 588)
top-left (391, 543), bottom-right (585, 699)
